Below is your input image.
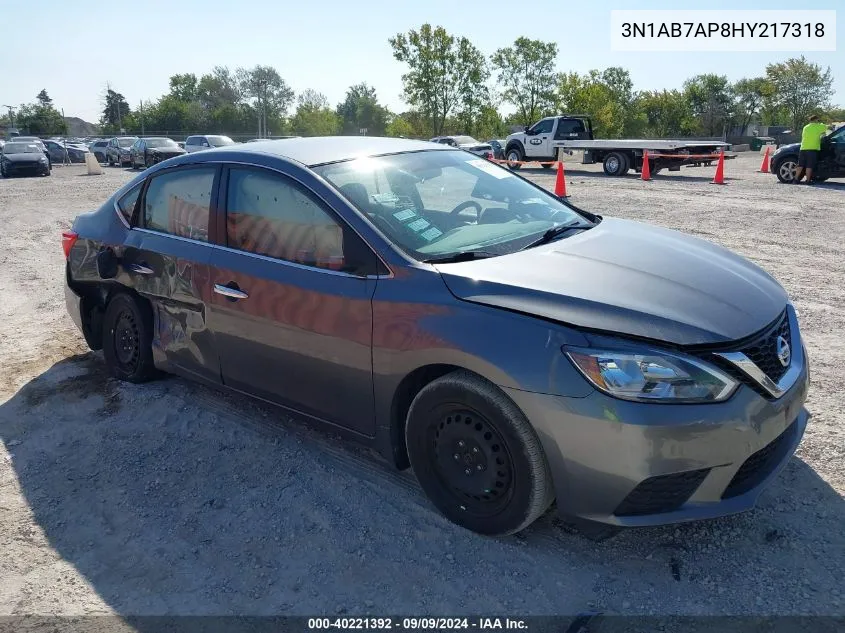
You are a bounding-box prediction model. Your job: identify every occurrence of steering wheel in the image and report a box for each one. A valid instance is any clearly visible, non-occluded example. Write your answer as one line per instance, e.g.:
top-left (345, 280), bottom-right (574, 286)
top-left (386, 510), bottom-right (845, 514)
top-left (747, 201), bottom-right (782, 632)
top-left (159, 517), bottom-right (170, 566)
top-left (450, 200), bottom-right (483, 217)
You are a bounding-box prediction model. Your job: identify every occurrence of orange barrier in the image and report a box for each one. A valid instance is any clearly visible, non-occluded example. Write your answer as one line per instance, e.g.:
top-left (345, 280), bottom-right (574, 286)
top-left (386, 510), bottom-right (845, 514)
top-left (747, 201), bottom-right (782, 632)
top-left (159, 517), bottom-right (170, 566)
top-left (641, 150), bottom-right (651, 181)
top-left (711, 150), bottom-right (726, 185)
top-left (758, 146), bottom-right (771, 173)
top-left (555, 161), bottom-right (568, 197)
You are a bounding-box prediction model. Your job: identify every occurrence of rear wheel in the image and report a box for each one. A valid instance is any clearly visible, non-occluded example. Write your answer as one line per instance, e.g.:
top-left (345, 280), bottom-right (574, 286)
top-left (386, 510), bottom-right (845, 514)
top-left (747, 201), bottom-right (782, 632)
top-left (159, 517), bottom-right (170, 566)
top-left (102, 293), bottom-right (158, 383)
top-left (405, 370), bottom-right (554, 535)
top-left (603, 152), bottom-right (629, 176)
top-left (776, 157), bottom-right (799, 183)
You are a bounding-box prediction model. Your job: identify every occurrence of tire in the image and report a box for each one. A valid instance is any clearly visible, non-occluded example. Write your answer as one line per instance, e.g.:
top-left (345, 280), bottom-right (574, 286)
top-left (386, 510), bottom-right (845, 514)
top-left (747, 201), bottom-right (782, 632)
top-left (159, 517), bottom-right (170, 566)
top-left (405, 370), bottom-right (554, 536)
top-left (505, 146), bottom-right (523, 171)
top-left (541, 162), bottom-right (553, 170)
top-left (603, 152), bottom-right (629, 176)
top-left (775, 157), bottom-right (798, 183)
top-left (102, 292), bottom-right (158, 383)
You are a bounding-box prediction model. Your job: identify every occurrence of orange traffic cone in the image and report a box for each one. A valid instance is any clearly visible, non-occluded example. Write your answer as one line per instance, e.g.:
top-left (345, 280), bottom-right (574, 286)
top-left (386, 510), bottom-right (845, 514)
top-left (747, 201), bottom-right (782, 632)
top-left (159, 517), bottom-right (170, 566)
top-left (711, 150), bottom-right (726, 185)
top-left (554, 161), bottom-right (568, 197)
top-left (758, 145), bottom-right (771, 173)
top-left (641, 150), bottom-right (651, 181)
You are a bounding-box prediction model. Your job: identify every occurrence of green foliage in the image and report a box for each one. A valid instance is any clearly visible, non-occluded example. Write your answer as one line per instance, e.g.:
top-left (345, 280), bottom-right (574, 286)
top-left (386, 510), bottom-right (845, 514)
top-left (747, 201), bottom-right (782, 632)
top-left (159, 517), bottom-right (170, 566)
top-left (765, 56), bottom-right (834, 131)
top-left (290, 90), bottom-right (341, 137)
top-left (683, 74), bottom-right (734, 136)
top-left (491, 37), bottom-right (558, 126)
top-left (36, 89), bottom-right (53, 107)
top-left (557, 68), bottom-right (637, 138)
top-left (101, 88), bottom-right (131, 131)
top-left (337, 83), bottom-right (388, 136)
top-left (732, 77), bottom-right (771, 132)
top-left (15, 102), bottom-right (67, 135)
top-left (389, 24), bottom-right (489, 136)
top-left (385, 115), bottom-right (415, 138)
top-left (633, 90), bottom-right (696, 138)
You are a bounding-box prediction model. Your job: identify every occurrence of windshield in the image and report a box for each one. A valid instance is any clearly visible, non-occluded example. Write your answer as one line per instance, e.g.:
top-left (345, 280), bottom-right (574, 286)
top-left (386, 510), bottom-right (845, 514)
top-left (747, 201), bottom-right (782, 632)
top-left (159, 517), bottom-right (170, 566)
top-left (146, 138), bottom-right (178, 148)
top-left (207, 135), bottom-right (235, 146)
top-left (3, 143), bottom-right (41, 154)
top-left (452, 136), bottom-right (480, 145)
top-left (314, 150), bottom-right (593, 261)
top-left (118, 138), bottom-right (135, 147)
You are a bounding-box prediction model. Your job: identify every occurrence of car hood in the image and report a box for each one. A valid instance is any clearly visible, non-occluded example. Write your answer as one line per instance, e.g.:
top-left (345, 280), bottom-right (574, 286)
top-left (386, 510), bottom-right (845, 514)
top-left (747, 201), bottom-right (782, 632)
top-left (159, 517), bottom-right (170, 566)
top-left (435, 217), bottom-right (787, 346)
top-left (2, 153), bottom-right (45, 162)
top-left (150, 147), bottom-right (185, 153)
top-left (774, 142), bottom-right (800, 155)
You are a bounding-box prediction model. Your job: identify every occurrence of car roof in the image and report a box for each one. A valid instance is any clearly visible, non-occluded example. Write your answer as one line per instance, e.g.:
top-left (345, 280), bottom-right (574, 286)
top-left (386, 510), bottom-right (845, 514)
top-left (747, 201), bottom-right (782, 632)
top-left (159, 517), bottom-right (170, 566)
top-left (221, 136), bottom-right (452, 167)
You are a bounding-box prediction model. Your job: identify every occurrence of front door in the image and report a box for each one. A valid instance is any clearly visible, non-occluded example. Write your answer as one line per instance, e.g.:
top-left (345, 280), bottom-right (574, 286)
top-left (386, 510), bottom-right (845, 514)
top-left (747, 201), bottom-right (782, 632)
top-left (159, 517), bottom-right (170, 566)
top-left (207, 164), bottom-right (378, 435)
top-left (121, 164), bottom-right (222, 383)
top-left (524, 118), bottom-right (555, 158)
top-left (825, 127), bottom-right (845, 175)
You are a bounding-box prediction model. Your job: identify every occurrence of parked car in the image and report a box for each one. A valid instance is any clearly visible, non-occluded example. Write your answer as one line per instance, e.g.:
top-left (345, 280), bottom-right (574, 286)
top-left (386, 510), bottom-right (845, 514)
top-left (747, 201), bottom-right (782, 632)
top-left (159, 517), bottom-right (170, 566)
top-left (429, 135), bottom-right (494, 159)
top-left (486, 139), bottom-right (507, 160)
top-left (184, 134), bottom-right (237, 153)
top-left (130, 137), bottom-right (187, 169)
top-left (89, 139), bottom-right (109, 163)
top-left (4, 137), bottom-right (51, 169)
top-left (106, 137), bottom-right (139, 167)
top-left (62, 136), bottom-right (808, 537)
top-left (1, 141), bottom-right (51, 177)
top-left (44, 140), bottom-right (87, 164)
top-left (771, 124), bottom-right (845, 183)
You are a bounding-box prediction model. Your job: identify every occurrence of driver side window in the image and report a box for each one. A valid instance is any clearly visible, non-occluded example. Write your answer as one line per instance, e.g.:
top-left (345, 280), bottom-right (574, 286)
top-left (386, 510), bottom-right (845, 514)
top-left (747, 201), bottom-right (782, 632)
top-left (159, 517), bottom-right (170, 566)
top-left (530, 119), bottom-right (555, 135)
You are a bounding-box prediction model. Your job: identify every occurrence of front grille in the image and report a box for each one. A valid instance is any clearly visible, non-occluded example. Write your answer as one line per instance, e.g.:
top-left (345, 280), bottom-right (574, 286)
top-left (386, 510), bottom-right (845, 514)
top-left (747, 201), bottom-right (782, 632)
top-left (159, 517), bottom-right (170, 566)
top-left (738, 311), bottom-right (791, 383)
top-left (615, 468), bottom-right (710, 516)
top-left (722, 422), bottom-right (797, 499)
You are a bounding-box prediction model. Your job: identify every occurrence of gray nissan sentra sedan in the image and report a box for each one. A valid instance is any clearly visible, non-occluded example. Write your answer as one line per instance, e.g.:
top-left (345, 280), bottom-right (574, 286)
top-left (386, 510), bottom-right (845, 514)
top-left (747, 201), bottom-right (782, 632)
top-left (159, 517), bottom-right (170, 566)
top-left (63, 137), bottom-right (809, 536)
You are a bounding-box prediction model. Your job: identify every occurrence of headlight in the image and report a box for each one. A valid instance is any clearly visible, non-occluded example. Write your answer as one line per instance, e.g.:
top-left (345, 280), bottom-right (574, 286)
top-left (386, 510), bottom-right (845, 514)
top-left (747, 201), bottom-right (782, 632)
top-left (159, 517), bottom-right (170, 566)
top-left (564, 345), bottom-right (738, 403)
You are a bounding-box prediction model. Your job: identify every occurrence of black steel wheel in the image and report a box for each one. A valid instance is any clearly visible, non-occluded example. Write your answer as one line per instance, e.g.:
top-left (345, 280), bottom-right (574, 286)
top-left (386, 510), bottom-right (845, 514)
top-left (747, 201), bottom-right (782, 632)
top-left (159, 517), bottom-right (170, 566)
top-left (102, 293), bottom-right (158, 383)
top-left (406, 370), bottom-right (554, 535)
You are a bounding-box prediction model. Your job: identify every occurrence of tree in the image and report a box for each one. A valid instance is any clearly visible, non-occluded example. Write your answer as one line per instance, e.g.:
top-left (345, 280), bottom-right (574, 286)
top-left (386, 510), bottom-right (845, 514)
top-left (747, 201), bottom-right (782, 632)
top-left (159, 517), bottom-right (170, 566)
top-left (15, 103), bottom-right (66, 135)
top-left (556, 67), bottom-right (637, 138)
top-left (197, 66), bottom-right (241, 110)
top-left (765, 56), bottom-right (834, 131)
top-left (633, 90), bottom-right (696, 138)
top-left (36, 89), bottom-right (53, 107)
top-left (683, 74), bottom-right (735, 136)
top-left (290, 90), bottom-right (341, 136)
top-left (490, 37), bottom-right (558, 126)
top-left (389, 24), bottom-right (488, 136)
top-left (732, 77), bottom-right (771, 132)
top-left (168, 73), bottom-right (199, 102)
top-left (237, 65), bottom-right (294, 138)
top-left (385, 115), bottom-right (415, 137)
top-left (101, 87), bottom-right (131, 130)
top-left (454, 37), bottom-right (490, 135)
top-left (336, 83), bottom-right (388, 135)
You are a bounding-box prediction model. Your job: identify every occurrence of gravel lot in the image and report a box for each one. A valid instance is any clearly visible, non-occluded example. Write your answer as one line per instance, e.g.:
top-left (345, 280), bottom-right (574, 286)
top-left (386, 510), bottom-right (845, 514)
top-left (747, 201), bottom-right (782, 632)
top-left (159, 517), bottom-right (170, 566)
top-left (0, 154), bottom-right (843, 618)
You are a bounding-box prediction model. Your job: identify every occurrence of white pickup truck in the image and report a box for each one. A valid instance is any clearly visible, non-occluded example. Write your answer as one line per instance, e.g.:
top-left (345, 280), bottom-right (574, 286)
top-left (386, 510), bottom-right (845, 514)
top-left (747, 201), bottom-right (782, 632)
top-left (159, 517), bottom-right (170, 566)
top-left (504, 115), bottom-right (734, 176)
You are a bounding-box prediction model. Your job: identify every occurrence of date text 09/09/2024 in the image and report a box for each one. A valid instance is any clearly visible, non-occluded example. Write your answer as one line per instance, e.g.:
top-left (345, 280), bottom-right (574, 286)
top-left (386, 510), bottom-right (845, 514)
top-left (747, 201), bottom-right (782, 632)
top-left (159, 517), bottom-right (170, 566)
top-left (621, 22), bottom-right (825, 38)
top-left (307, 618), bottom-right (528, 630)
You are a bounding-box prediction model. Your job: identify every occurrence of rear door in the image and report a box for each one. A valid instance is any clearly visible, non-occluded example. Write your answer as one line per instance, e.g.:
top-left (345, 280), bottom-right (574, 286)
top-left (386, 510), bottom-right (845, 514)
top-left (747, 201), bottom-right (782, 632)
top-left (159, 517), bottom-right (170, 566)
top-left (207, 163), bottom-right (379, 435)
top-left (121, 164), bottom-right (222, 383)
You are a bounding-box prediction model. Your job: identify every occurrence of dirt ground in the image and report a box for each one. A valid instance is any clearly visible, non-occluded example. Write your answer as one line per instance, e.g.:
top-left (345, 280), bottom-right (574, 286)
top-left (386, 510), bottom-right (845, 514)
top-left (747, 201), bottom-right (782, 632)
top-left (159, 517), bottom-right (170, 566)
top-left (0, 154), bottom-right (843, 618)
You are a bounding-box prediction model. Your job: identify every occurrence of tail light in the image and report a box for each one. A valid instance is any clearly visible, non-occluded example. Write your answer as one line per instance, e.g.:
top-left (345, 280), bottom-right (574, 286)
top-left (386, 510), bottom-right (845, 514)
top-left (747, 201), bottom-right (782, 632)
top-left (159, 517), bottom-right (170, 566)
top-left (61, 230), bottom-right (78, 259)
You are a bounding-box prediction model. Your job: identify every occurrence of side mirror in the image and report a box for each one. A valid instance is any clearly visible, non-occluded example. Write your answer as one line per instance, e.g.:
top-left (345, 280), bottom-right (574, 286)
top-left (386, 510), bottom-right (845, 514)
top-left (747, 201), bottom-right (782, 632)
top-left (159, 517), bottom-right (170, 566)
top-left (523, 126), bottom-right (529, 132)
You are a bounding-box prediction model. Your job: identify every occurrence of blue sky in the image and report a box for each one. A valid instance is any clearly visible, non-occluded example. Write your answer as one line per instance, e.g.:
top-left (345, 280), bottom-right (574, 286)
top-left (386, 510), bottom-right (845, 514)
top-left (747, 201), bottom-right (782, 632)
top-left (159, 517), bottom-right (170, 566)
top-left (2, 0), bottom-right (841, 123)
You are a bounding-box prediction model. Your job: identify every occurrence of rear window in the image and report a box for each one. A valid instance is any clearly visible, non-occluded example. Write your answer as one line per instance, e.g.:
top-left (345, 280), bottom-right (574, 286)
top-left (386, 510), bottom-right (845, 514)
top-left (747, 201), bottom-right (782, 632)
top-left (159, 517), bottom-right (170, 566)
top-left (142, 167), bottom-right (216, 241)
top-left (118, 138), bottom-right (135, 147)
top-left (117, 183), bottom-right (142, 224)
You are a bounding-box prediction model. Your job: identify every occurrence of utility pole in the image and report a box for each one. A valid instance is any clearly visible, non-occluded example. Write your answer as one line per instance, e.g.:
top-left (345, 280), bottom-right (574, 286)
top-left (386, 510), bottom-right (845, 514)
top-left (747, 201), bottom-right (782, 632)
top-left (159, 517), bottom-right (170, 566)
top-left (3, 105), bottom-right (14, 128)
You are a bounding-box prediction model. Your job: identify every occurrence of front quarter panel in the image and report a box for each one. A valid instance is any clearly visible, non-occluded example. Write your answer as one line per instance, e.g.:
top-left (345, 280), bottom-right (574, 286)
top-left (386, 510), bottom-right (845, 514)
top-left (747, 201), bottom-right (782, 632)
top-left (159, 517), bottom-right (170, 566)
top-left (372, 267), bottom-right (595, 438)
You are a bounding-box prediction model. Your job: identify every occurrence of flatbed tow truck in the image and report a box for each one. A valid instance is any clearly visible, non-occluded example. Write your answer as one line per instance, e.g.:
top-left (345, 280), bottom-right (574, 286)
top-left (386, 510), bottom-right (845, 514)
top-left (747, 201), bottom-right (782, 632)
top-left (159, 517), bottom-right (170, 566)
top-left (503, 115), bottom-right (736, 176)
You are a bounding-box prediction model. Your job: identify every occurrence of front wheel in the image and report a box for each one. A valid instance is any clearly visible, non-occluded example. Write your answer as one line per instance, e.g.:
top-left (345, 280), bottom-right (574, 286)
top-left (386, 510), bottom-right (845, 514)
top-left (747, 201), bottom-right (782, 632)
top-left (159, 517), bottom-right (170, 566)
top-left (775, 157), bottom-right (798, 183)
top-left (405, 370), bottom-right (554, 536)
top-left (505, 147), bottom-right (523, 170)
top-left (103, 293), bottom-right (158, 383)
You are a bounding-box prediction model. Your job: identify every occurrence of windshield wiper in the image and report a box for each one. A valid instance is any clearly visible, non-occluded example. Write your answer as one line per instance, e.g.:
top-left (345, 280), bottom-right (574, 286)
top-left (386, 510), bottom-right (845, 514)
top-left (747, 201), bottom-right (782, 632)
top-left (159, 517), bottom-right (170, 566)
top-left (521, 221), bottom-right (583, 250)
top-left (422, 251), bottom-right (497, 264)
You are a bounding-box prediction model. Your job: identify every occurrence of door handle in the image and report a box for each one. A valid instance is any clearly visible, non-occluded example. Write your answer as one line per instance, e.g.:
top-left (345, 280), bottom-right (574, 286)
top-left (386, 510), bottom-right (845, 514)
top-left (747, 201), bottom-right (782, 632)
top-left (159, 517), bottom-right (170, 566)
top-left (126, 263), bottom-right (154, 275)
top-left (214, 283), bottom-right (249, 300)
